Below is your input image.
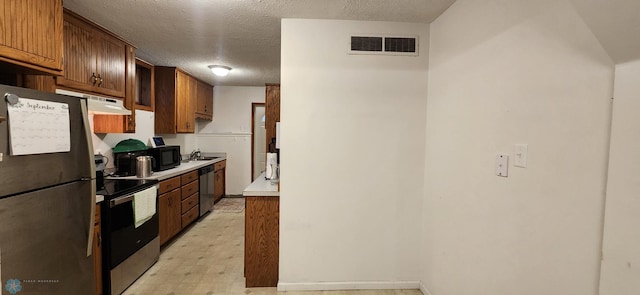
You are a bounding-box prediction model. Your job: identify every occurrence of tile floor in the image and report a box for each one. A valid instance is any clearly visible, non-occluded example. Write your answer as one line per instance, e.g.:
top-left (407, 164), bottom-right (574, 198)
top-left (122, 204), bottom-right (423, 295)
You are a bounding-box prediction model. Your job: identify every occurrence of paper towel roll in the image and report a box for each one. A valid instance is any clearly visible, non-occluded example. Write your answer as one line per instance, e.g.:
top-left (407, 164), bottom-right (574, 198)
top-left (266, 153), bottom-right (278, 180)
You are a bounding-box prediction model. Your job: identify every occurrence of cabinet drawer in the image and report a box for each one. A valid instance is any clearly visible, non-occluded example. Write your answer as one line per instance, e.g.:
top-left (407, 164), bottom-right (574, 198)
top-left (159, 176), bottom-right (181, 194)
top-left (181, 205), bottom-right (199, 228)
top-left (181, 170), bottom-right (199, 185)
top-left (181, 193), bottom-right (198, 214)
top-left (181, 179), bottom-right (199, 200)
top-left (214, 160), bottom-right (226, 171)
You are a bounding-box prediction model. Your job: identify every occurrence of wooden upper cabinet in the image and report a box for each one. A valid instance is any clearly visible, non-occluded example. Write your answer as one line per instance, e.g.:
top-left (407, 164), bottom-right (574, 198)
top-left (57, 10), bottom-right (126, 98)
top-left (135, 59), bottom-right (155, 111)
top-left (196, 80), bottom-right (213, 121)
top-left (93, 45), bottom-right (137, 133)
top-left (95, 32), bottom-right (126, 97)
top-left (0, 0), bottom-right (63, 75)
top-left (176, 71), bottom-right (195, 133)
top-left (155, 67), bottom-right (196, 134)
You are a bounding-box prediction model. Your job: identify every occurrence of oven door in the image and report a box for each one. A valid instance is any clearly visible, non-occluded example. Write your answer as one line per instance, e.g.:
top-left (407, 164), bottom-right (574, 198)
top-left (103, 186), bottom-right (159, 269)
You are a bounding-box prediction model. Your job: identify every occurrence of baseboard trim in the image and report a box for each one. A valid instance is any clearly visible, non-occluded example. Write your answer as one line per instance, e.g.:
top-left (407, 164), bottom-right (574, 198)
top-left (277, 281), bottom-right (421, 292)
top-left (419, 281), bottom-right (432, 295)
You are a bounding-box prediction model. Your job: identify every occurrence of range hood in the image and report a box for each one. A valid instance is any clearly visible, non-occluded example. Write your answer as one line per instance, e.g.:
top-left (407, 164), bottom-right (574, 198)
top-left (55, 89), bottom-right (132, 115)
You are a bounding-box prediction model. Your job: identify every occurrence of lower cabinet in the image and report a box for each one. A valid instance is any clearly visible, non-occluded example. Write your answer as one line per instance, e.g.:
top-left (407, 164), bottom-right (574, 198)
top-left (158, 186), bottom-right (181, 246)
top-left (93, 204), bottom-right (102, 295)
top-left (213, 160), bottom-right (226, 203)
top-left (244, 196), bottom-right (279, 287)
top-left (158, 170), bottom-right (200, 246)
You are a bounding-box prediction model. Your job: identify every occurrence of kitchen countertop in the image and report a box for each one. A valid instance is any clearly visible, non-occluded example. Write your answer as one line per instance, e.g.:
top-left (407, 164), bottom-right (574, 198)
top-left (107, 154), bottom-right (226, 182)
top-left (243, 172), bottom-right (280, 197)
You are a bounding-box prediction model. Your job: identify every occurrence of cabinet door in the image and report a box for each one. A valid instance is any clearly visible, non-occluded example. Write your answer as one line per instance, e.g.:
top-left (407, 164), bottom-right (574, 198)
top-left (58, 14), bottom-right (97, 91)
top-left (159, 188), bottom-right (181, 245)
top-left (94, 45), bottom-right (135, 134)
top-left (214, 169), bottom-right (224, 202)
top-left (245, 196), bottom-right (280, 287)
top-left (169, 192), bottom-right (182, 238)
top-left (0, 0), bottom-right (63, 74)
top-left (176, 71), bottom-right (195, 133)
top-left (58, 11), bottom-right (127, 98)
top-left (95, 31), bottom-right (126, 97)
top-left (196, 80), bottom-right (213, 120)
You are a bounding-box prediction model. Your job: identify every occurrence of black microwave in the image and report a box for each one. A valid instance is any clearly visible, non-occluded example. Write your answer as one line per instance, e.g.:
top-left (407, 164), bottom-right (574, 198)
top-left (147, 145), bottom-right (181, 171)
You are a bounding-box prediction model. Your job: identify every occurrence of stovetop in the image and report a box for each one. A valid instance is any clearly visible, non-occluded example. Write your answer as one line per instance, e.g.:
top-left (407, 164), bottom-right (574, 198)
top-left (96, 178), bottom-right (158, 199)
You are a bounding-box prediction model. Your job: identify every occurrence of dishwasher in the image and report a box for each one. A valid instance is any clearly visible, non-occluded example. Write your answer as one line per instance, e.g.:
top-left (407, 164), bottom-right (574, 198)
top-left (199, 164), bottom-right (215, 217)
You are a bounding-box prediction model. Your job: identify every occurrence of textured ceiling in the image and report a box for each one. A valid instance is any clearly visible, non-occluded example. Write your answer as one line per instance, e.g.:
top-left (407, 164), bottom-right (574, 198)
top-left (62, 0), bottom-right (457, 86)
top-left (61, 0), bottom-right (640, 86)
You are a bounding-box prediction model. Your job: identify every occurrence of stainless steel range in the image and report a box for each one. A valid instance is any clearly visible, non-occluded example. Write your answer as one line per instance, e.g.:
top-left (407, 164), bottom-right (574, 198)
top-left (97, 177), bottom-right (159, 295)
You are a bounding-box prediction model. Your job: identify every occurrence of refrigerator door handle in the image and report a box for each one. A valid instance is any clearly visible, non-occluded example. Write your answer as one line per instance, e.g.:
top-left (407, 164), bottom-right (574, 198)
top-left (81, 101), bottom-right (97, 257)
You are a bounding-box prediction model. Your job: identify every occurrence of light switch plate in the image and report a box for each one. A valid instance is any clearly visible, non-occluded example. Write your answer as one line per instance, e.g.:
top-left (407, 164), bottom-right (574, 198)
top-left (514, 144), bottom-right (528, 168)
top-left (496, 154), bottom-right (509, 177)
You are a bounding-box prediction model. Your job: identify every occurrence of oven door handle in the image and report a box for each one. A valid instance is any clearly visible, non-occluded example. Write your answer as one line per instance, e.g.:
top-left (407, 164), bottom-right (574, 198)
top-left (109, 185), bottom-right (159, 208)
top-left (110, 194), bottom-right (134, 207)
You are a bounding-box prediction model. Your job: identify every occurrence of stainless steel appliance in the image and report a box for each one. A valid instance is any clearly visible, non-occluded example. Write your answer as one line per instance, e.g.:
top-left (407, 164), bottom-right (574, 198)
top-left (0, 84), bottom-right (96, 294)
top-left (98, 177), bottom-right (159, 295)
top-left (199, 164), bottom-right (215, 217)
top-left (136, 156), bottom-right (154, 178)
top-left (147, 145), bottom-right (181, 172)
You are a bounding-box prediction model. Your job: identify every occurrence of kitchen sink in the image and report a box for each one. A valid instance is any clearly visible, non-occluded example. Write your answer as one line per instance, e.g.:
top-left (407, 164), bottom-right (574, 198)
top-left (181, 156), bottom-right (219, 163)
top-left (195, 157), bottom-right (219, 161)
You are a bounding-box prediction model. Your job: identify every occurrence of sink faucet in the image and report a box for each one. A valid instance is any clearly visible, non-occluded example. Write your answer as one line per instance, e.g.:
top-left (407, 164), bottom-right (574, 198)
top-left (189, 149), bottom-right (201, 161)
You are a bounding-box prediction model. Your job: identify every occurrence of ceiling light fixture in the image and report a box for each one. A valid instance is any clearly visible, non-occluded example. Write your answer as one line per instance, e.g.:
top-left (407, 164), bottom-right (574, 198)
top-left (208, 65), bottom-right (231, 77)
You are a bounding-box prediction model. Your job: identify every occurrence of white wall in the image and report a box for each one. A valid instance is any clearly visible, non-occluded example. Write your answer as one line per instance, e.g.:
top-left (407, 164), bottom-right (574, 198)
top-left (599, 59), bottom-right (640, 295)
top-left (197, 86), bottom-right (265, 194)
top-left (280, 19), bottom-right (429, 290)
top-left (422, 1), bottom-right (614, 295)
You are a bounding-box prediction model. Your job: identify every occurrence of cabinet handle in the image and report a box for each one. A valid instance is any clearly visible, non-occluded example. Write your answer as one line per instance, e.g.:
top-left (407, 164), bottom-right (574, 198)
top-left (91, 73), bottom-right (97, 85)
top-left (97, 233), bottom-right (101, 247)
top-left (97, 74), bottom-right (103, 86)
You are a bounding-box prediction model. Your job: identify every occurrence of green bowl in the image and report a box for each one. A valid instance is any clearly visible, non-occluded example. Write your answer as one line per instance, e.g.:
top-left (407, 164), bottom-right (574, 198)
top-left (112, 139), bottom-right (148, 153)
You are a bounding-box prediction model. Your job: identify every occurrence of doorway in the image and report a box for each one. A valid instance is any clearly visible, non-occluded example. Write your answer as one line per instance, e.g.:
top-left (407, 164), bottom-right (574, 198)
top-left (251, 103), bottom-right (266, 181)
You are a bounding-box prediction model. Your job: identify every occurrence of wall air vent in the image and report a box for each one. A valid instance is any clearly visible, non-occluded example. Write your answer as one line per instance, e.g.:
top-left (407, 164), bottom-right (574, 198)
top-left (349, 35), bottom-right (418, 56)
top-left (351, 36), bottom-right (383, 52)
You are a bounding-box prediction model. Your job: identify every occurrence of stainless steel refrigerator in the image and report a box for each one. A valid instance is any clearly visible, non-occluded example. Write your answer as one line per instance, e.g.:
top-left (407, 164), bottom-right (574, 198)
top-left (0, 84), bottom-right (96, 294)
